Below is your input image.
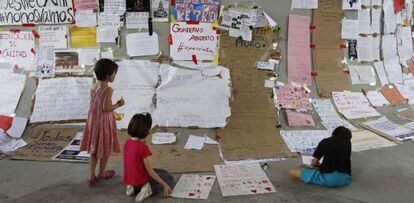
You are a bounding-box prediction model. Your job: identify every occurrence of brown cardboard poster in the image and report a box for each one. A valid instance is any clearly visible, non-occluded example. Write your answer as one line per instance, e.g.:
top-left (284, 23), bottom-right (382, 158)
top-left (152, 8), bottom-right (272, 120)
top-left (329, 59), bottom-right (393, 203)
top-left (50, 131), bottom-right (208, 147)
top-left (11, 128), bottom-right (79, 161)
top-left (110, 132), bottom-right (220, 173)
top-left (380, 86), bottom-right (407, 105)
top-left (312, 0), bottom-right (350, 97)
top-left (218, 28), bottom-right (294, 160)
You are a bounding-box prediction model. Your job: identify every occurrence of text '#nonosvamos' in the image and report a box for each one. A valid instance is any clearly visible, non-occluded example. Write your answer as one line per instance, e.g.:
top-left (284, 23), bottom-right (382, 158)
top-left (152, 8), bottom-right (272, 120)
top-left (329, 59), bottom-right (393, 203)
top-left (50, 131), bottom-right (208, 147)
top-left (0, 0), bottom-right (74, 25)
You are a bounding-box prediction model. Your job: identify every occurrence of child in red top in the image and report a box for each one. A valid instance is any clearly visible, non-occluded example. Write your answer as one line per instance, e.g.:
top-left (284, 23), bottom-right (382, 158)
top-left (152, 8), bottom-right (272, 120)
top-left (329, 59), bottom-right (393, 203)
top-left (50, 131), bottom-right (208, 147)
top-left (124, 113), bottom-right (173, 202)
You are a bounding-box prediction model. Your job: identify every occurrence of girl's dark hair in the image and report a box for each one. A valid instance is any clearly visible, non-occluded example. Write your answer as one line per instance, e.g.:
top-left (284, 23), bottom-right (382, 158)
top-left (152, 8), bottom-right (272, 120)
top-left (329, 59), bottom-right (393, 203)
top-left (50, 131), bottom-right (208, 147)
top-left (94, 59), bottom-right (118, 81)
top-left (332, 126), bottom-right (352, 140)
top-left (127, 113), bottom-right (152, 139)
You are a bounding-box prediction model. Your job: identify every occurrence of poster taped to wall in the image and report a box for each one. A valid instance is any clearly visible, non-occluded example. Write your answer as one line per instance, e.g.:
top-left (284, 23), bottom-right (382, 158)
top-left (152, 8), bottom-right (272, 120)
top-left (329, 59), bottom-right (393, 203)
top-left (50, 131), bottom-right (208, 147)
top-left (173, 0), bottom-right (220, 23)
top-left (170, 22), bottom-right (218, 61)
top-left (38, 26), bottom-right (68, 49)
top-left (0, 31), bottom-right (36, 70)
top-left (0, 0), bottom-right (74, 25)
top-left (152, 0), bottom-right (169, 22)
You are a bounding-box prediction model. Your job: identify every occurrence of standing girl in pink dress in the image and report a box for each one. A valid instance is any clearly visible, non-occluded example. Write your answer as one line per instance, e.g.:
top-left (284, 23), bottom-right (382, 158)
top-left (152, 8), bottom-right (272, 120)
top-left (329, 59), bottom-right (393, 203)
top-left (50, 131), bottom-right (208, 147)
top-left (80, 59), bottom-right (125, 187)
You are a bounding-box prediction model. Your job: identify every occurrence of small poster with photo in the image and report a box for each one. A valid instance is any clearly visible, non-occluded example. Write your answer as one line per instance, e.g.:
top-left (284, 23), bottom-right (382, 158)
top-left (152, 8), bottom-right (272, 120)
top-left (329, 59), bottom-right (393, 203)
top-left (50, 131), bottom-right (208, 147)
top-left (152, 0), bottom-right (169, 22)
top-left (55, 51), bottom-right (82, 72)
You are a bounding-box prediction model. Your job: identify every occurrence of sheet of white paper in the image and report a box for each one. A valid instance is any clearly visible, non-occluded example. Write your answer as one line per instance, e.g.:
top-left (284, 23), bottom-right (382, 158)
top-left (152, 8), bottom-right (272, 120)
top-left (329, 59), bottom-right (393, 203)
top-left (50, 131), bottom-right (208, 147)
top-left (30, 77), bottom-right (93, 123)
top-left (395, 79), bottom-right (414, 105)
top-left (6, 117), bottom-right (27, 138)
top-left (256, 61), bottom-right (275, 71)
top-left (366, 91), bottom-right (390, 106)
top-left (0, 72), bottom-right (26, 115)
top-left (382, 34), bottom-right (399, 61)
top-left (103, 0), bottom-right (126, 15)
top-left (341, 19), bottom-right (359, 39)
top-left (53, 132), bottom-right (90, 162)
top-left (371, 8), bottom-right (382, 34)
top-left (35, 46), bottom-right (55, 78)
top-left (373, 61), bottom-right (390, 86)
top-left (332, 92), bottom-right (381, 119)
top-left (101, 49), bottom-right (114, 59)
top-left (96, 27), bottom-right (118, 43)
top-left (358, 9), bottom-right (372, 34)
top-left (281, 130), bottom-right (331, 154)
top-left (403, 122), bottom-right (414, 130)
top-left (263, 11), bottom-right (278, 28)
top-left (98, 13), bottom-right (122, 27)
top-left (78, 49), bottom-right (100, 66)
top-left (205, 136), bottom-right (218, 145)
top-left (291, 0), bottom-right (318, 9)
top-left (171, 175), bottom-right (216, 199)
top-left (38, 26), bottom-right (67, 49)
top-left (214, 163), bottom-right (276, 197)
top-left (384, 58), bottom-right (403, 84)
top-left (396, 26), bottom-right (413, 64)
top-left (75, 10), bottom-right (97, 27)
top-left (126, 32), bottom-right (159, 57)
top-left (348, 65), bottom-right (377, 85)
top-left (357, 36), bottom-right (376, 62)
top-left (361, 0), bottom-right (370, 7)
top-left (110, 60), bottom-right (159, 129)
top-left (301, 155), bottom-right (313, 165)
top-left (0, 130), bottom-right (27, 153)
top-left (155, 64), bottom-right (231, 128)
top-left (184, 135), bottom-right (205, 150)
top-left (126, 12), bottom-right (149, 29)
top-left (151, 133), bottom-right (176, 144)
top-left (343, 0), bottom-right (361, 10)
top-left (362, 116), bottom-right (414, 141)
top-left (0, 31), bottom-right (36, 70)
top-left (351, 130), bottom-right (397, 151)
top-left (383, 0), bottom-right (397, 34)
top-left (312, 99), bottom-right (357, 131)
top-left (223, 157), bottom-right (285, 165)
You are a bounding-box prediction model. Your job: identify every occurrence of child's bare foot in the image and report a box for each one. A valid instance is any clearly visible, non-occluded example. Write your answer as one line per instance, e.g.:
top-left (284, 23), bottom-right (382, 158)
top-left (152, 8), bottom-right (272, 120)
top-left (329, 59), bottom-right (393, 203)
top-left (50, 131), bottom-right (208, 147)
top-left (87, 176), bottom-right (98, 187)
top-left (98, 170), bottom-right (115, 180)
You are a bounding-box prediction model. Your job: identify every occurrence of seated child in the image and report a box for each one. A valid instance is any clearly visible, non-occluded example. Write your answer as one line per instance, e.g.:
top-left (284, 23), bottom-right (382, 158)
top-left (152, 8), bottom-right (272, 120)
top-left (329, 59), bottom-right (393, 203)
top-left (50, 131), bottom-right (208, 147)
top-left (123, 113), bottom-right (174, 202)
top-left (289, 126), bottom-right (352, 187)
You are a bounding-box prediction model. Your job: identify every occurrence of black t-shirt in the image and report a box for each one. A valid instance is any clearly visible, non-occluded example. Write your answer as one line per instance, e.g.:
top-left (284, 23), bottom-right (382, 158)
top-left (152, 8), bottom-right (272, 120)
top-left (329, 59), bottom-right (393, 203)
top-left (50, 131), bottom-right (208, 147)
top-left (313, 137), bottom-right (352, 174)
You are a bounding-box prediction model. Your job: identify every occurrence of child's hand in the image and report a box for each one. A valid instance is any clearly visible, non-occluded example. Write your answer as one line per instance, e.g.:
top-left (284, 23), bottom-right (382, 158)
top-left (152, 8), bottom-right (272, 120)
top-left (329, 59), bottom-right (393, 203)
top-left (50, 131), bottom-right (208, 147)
top-left (162, 184), bottom-right (172, 197)
top-left (116, 98), bottom-right (125, 107)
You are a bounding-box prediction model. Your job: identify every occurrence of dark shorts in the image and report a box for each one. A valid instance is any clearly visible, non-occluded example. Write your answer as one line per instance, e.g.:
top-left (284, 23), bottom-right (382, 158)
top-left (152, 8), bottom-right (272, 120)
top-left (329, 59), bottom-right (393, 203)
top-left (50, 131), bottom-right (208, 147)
top-left (132, 169), bottom-right (175, 196)
top-left (301, 168), bottom-right (352, 187)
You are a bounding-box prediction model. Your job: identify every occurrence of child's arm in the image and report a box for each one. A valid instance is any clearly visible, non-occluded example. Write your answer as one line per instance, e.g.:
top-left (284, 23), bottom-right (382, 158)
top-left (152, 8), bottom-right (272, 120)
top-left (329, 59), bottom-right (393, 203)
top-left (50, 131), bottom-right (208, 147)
top-left (143, 158), bottom-right (172, 197)
top-left (103, 87), bottom-right (124, 112)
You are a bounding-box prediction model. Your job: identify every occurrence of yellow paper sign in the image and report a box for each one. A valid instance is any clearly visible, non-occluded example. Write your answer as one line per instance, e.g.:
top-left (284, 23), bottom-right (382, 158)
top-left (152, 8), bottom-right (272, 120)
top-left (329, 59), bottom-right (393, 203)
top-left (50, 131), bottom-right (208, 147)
top-left (71, 27), bottom-right (97, 47)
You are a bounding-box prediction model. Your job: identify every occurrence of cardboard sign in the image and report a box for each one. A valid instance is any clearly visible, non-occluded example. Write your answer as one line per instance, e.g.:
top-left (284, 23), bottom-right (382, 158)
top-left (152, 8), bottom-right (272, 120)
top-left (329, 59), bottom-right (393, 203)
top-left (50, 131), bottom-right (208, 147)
top-left (0, 0), bottom-right (74, 25)
top-left (173, 0), bottom-right (220, 23)
top-left (11, 128), bottom-right (79, 161)
top-left (0, 31), bottom-right (36, 70)
top-left (170, 22), bottom-right (218, 61)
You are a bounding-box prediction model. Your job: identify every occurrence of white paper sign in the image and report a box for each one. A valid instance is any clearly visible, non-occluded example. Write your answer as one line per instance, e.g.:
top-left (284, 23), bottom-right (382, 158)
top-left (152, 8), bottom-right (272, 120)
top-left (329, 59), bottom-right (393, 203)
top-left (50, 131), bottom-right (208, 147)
top-left (155, 64), bottom-right (231, 128)
top-left (6, 117), bottom-right (27, 139)
top-left (35, 46), bottom-right (55, 78)
top-left (103, 0), bottom-right (126, 15)
top-left (53, 132), bottom-right (90, 162)
top-left (291, 0), bottom-right (318, 9)
top-left (348, 65), bottom-right (377, 85)
top-left (341, 19), bottom-right (359, 39)
top-left (38, 26), bottom-right (68, 49)
top-left (78, 49), bottom-right (100, 66)
top-left (366, 91), bottom-right (390, 106)
top-left (126, 32), bottom-right (159, 56)
top-left (0, 72), bottom-right (26, 115)
top-left (351, 130), bottom-right (397, 152)
top-left (151, 132), bottom-right (176, 144)
top-left (0, 0), bottom-right (74, 25)
top-left (126, 12), bottom-right (149, 29)
top-left (75, 10), bottom-right (97, 28)
top-left (110, 60), bottom-right (159, 129)
top-left (214, 163), bottom-right (276, 197)
top-left (281, 130), bottom-right (331, 154)
top-left (312, 99), bottom-right (357, 131)
top-left (0, 31), bottom-right (36, 70)
top-left (332, 92), bottom-right (380, 119)
top-left (0, 130), bottom-right (27, 153)
top-left (172, 175), bottom-right (215, 199)
top-left (30, 77), bottom-right (93, 123)
top-left (362, 116), bottom-right (414, 141)
top-left (184, 135), bottom-right (205, 150)
top-left (170, 22), bottom-right (218, 61)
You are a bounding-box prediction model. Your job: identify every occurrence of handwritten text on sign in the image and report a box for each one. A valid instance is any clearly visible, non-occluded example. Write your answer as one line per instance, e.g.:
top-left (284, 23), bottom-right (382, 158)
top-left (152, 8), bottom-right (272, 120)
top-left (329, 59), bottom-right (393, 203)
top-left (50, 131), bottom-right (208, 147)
top-left (0, 0), bottom-right (74, 25)
top-left (0, 31), bottom-right (35, 69)
top-left (170, 22), bottom-right (218, 61)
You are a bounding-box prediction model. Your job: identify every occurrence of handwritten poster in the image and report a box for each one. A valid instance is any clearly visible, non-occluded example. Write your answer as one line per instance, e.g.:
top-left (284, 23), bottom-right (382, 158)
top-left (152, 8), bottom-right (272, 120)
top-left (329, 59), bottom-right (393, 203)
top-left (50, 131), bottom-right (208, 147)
top-left (362, 116), bottom-right (414, 141)
top-left (0, 72), bottom-right (26, 115)
top-left (312, 99), bottom-right (357, 131)
top-left (53, 132), bottom-right (90, 162)
top-left (0, 0), bottom-right (74, 25)
top-left (126, 12), bottom-right (149, 29)
top-left (38, 26), bottom-right (68, 49)
top-left (274, 83), bottom-right (312, 111)
top-left (380, 86), bottom-right (406, 105)
top-left (110, 60), bottom-right (159, 129)
top-left (70, 27), bottom-right (97, 47)
top-left (170, 22), bottom-right (218, 61)
top-left (0, 31), bottom-right (35, 70)
top-left (35, 46), bottom-right (55, 78)
top-left (287, 15), bottom-right (312, 86)
top-left (152, 0), bottom-right (169, 22)
top-left (214, 163), bottom-right (276, 197)
top-left (155, 64), bottom-right (230, 128)
top-left (351, 130), bottom-right (396, 152)
top-left (30, 77), bottom-right (93, 123)
top-left (332, 92), bottom-right (380, 120)
top-left (126, 32), bottom-right (159, 56)
top-left (286, 110), bottom-right (315, 127)
top-left (75, 0), bottom-right (97, 10)
top-left (102, 0), bottom-right (126, 15)
top-left (171, 175), bottom-right (215, 199)
top-left (280, 130), bottom-right (331, 154)
top-left (173, 0), bottom-right (220, 23)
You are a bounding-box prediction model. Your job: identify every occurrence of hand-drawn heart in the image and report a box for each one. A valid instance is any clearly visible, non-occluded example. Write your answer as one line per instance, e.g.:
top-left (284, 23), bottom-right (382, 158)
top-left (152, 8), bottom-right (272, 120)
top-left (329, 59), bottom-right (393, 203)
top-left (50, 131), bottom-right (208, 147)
top-left (265, 187), bottom-right (272, 191)
top-left (250, 189), bottom-right (257, 193)
top-left (188, 193), bottom-right (195, 196)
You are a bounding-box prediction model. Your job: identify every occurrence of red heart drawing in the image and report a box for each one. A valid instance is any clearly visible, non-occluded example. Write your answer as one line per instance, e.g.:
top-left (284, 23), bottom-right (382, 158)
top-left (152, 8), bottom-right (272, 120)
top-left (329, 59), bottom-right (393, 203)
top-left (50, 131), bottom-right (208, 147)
top-left (265, 187), bottom-right (272, 191)
top-left (188, 193), bottom-right (195, 196)
top-left (250, 189), bottom-right (257, 193)
top-left (262, 180), bottom-right (269, 183)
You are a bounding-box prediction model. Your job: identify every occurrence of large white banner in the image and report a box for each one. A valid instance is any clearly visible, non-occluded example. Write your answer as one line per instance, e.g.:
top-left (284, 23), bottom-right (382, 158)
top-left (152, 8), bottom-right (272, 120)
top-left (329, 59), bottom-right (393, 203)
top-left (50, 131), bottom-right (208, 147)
top-left (170, 22), bottom-right (218, 61)
top-left (30, 77), bottom-right (92, 123)
top-left (0, 31), bottom-right (36, 70)
top-left (0, 0), bottom-right (74, 25)
top-left (0, 72), bottom-right (26, 115)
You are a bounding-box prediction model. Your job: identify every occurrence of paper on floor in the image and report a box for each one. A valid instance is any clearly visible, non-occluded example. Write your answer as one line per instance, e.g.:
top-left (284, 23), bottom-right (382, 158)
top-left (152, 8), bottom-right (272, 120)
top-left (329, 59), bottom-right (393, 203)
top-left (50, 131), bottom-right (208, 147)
top-left (171, 174), bottom-right (215, 199)
top-left (151, 133), bottom-right (176, 144)
top-left (6, 117), bottom-right (27, 139)
top-left (184, 135), bottom-right (206, 150)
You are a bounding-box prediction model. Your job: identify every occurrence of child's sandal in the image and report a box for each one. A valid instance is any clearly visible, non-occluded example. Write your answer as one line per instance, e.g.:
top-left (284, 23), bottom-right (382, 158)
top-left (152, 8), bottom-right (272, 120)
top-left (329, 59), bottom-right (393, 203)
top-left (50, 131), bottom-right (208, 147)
top-left (87, 176), bottom-right (98, 187)
top-left (98, 170), bottom-right (116, 180)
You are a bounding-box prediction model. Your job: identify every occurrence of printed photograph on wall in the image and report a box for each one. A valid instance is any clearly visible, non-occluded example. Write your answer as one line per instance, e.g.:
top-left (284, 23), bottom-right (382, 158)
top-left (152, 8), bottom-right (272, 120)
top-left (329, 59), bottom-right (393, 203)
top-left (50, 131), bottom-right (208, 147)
top-left (55, 51), bottom-right (81, 72)
top-left (127, 0), bottom-right (150, 12)
top-left (152, 0), bottom-right (169, 22)
top-left (173, 0), bottom-right (220, 23)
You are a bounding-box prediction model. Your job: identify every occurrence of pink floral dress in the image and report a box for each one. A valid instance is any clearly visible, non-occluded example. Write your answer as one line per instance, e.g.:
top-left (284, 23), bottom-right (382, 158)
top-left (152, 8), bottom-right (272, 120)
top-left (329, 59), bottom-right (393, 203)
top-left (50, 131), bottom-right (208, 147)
top-left (80, 85), bottom-right (120, 158)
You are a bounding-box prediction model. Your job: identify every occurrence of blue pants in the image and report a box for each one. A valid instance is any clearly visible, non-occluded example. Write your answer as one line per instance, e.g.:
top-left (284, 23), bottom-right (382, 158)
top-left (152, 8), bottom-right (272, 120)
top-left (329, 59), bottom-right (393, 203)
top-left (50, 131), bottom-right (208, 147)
top-left (301, 168), bottom-right (352, 187)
